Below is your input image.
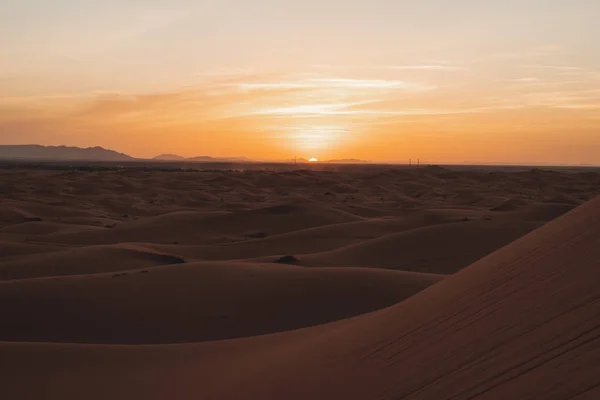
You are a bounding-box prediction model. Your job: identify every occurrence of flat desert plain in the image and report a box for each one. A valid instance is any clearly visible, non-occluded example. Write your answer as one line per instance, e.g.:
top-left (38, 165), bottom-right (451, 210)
top-left (1, 164), bottom-right (600, 399)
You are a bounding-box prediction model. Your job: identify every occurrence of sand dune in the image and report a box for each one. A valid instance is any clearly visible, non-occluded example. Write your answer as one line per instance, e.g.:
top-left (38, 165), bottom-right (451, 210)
top-left (45, 202), bottom-right (362, 245)
top-left (0, 221), bottom-right (104, 235)
top-left (296, 220), bottom-right (541, 274)
top-left (128, 209), bottom-right (489, 261)
top-left (0, 206), bottom-right (37, 226)
top-left (545, 193), bottom-right (582, 205)
top-left (508, 201), bottom-right (576, 221)
top-left (0, 199), bottom-right (97, 221)
top-left (0, 245), bottom-right (185, 280)
top-left (53, 216), bottom-right (123, 227)
top-left (0, 241), bottom-right (64, 259)
top-left (490, 197), bottom-right (528, 211)
top-left (2, 167), bottom-right (597, 223)
top-left (1, 166), bottom-right (600, 399)
top-left (0, 262), bottom-right (442, 344)
top-left (1, 195), bottom-right (599, 399)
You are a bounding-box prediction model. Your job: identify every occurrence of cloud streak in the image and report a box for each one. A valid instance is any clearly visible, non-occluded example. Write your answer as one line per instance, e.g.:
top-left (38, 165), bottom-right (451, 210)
top-left (233, 77), bottom-right (433, 91)
top-left (313, 64), bottom-right (467, 71)
top-left (250, 102), bottom-right (527, 118)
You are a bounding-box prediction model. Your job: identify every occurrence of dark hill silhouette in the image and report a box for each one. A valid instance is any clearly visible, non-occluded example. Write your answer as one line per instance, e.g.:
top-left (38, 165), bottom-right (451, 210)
top-left (0, 145), bottom-right (133, 162)
top-left (152, 154), bottom-right (253, 162)
top-left (187, 155), bottom-right (251, 162)
top-left (152, 154), bottom-right (186, 161)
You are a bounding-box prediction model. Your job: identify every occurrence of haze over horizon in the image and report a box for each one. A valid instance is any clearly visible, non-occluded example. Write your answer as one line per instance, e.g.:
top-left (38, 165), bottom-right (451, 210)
top-left (2, 1), bottom-right (600, 164)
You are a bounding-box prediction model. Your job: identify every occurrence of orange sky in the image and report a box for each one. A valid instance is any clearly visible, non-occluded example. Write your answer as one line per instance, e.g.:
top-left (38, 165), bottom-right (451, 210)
top-left (1, 1), bottom-right (600, 164)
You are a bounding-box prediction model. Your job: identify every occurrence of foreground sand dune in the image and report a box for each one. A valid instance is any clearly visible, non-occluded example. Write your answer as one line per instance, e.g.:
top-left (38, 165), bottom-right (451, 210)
top-left (0, 262), bottom-right (442, 343)
top-left (1, 167), bottom-right (599, 399)
top-left (1, 186), bottom-right (599, 398)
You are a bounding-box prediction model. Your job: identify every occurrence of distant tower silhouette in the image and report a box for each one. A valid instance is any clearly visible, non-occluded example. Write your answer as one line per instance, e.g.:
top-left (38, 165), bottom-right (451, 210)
top-left (409, 158), bottom-right (412, 168)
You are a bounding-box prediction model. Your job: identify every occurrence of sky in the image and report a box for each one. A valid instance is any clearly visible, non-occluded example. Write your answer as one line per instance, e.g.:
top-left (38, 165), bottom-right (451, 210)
top-left (1, 0), bottom-right (600, 164)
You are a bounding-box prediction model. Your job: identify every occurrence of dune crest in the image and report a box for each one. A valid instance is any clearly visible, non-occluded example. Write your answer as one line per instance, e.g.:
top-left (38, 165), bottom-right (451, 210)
top-left (0, 245), bottom-right (185, 280)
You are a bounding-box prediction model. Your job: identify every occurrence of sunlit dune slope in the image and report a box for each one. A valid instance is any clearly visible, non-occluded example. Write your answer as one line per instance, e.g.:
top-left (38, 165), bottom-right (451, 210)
top-left (1, 197), bottom-right (599, 399)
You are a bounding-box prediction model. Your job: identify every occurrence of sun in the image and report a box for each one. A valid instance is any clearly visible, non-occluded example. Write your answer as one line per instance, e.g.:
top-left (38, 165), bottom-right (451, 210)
top-left (308, 157), bottom-right (318, 162)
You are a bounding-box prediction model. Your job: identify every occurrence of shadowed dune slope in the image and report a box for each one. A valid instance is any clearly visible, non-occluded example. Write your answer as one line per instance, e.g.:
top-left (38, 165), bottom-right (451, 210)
top-left (0, 206), bottom-right (37, 226)
top-left (0, 262), bottom-right (442, 344)
top-left (508, 202), bottom-right (576, 222)
top-left (128, 209), bottom-right (488, 261)
top-left (0, 245), bottom-right (185, 280)
top-left (0, 241), bottom-right (64, 259)
top-left (0, 221), bottom-right (104, 235)
top-left (1, 198), bottom-right (599, 399)
top-left (298, 219), bottom-right (541, 274)
top-left (0, 200), bottom-right (98, 221)
top-left (44, 202), bottom-right (363, 245)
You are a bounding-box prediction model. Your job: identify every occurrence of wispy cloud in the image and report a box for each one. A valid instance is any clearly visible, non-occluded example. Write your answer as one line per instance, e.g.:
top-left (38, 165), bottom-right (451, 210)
top-left (313, 64), bottom-right (467, 71)
top-left (195, 68), bottom-right (254, 78)
top-left (310, 78), bottom-right (408, 88)
top-left (377, 65), bottom-right (467, 71)
top-left (551, 104), bottom-right (600, 110)
top-left (511, 77), bottom-right (542, 83)
top-left (487, 53), bottom-right (522, 60)
top-left (237, 82), bottom-right (312, 90)
top-left (474, 46), bottom-right (565, 63)
top-left (250, 102), bottom-right (524, 118)
top-left (233, 77), bottom-right (426, 91)
top-left (524, 64), bottom-right (584, 72)
top-left (4, 62), bottom-right (598, 149)
top-left (251, 101), bottom-right (375, 116)
top-left (533, 45), bottom-right (563, 56)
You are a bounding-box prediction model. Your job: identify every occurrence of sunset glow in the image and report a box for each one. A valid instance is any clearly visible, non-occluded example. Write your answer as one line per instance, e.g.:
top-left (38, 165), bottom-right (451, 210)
top-left (1, 1), bottom-right (599, 164)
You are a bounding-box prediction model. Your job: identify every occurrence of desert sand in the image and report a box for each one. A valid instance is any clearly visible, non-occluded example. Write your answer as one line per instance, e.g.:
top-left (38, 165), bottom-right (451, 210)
top-left (1, 164), bottom-right (599, 399)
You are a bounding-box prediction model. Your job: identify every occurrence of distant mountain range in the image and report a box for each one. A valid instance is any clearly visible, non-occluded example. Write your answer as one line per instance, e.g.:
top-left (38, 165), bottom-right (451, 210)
top-left (0, 145), bottom-right (369, 164)
top-left (155, 154), bottom-right (369, 164)
top-left (0, 145), bottom-right (134, 162)
top-left (152, 154), bottom-right (186, 161)
top-left (153, 154), bottom-right (251, 162)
